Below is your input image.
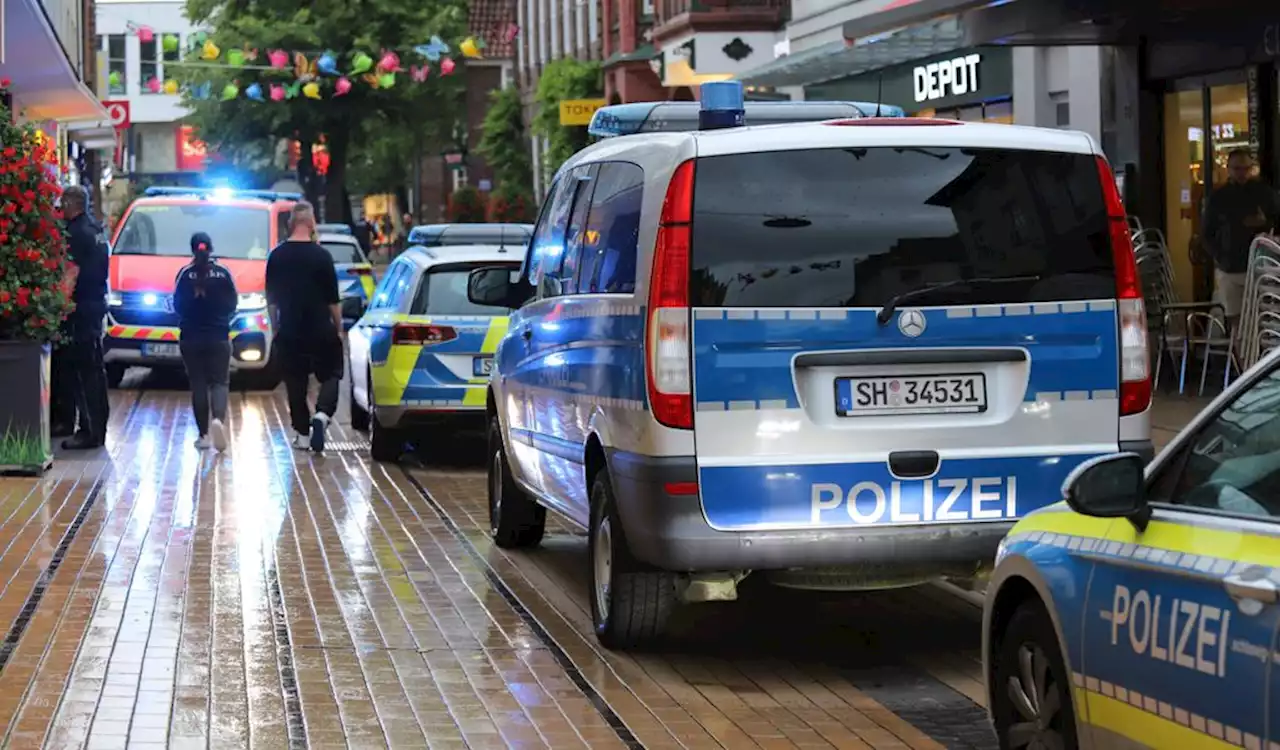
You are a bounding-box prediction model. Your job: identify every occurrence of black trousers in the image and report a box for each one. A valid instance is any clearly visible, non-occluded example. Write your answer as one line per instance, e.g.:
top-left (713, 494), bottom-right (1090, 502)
top-left (277, 334), bottom-right (343, 435)
top-left (64, 328), bottom-right (110, 443)
top-left (180, 338), bottom-right (232, 436)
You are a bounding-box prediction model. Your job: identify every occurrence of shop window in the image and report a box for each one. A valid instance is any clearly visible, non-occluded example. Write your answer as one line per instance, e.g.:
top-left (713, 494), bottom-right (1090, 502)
top-left (101, 35), bottom-right (127, 95)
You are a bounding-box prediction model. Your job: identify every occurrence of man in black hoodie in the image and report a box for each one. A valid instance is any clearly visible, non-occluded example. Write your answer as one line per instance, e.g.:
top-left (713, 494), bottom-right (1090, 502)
top-left (174, 232), bottom-right (238, 452)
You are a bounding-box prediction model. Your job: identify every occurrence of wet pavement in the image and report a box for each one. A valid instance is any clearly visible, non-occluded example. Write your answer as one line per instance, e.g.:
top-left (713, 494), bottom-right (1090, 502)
top-left (0, 380), bottom-right (1207, 749)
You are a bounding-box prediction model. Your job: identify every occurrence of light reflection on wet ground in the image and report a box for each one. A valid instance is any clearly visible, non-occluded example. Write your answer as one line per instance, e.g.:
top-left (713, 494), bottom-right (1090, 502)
top-left (0, 369), bottom-right (1204, 749)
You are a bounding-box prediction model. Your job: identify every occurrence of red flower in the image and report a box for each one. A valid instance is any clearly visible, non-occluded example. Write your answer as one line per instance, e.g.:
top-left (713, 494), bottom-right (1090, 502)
top-left (0, 290), bottom-right (11, 304)
top-left (43, 259), bottom-right (57, 270)
top-left (0, 78), bottom-right (10, 88)
top-left (1, 147), bottom-right (13, 159)
top-left (16, 287), bottom-right (29, 308)
top-left (0, 233), bottom-right (8, 244)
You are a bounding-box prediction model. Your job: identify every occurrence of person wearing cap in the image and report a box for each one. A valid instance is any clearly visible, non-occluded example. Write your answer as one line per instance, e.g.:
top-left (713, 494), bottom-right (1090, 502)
top-left (57, 184), bottom-right (111, 451)
top-left (173, 232), bottom-right (237, 452)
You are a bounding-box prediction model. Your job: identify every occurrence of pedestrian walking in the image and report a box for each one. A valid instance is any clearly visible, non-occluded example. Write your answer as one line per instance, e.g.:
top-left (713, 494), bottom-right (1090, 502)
top-left (173, 232), bottom-right (237, 452)
top-left (265, 201), bottom-right (344, 452)
top-left (1202, 148), bottom-right (1280, 330)
top-left (58, 185), bottom-right (111, 451)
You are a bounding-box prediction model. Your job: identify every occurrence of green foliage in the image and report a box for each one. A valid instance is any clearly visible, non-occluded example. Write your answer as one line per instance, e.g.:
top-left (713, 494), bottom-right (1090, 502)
top-left (477, 85), bottom-right (531, 191)
top-left (178, 0), bottom-right (468, 215)
top-left (446, 185), bottom-right (486, 222)
top-left (0, 95), bottom-right (74, 344)
top-left (0, 423), bottom-right (49, 469)
top-left (486, 182), bottom-right (534, 223)
top-left (347, 122), bottom-right (420, 196)
top-left (532, 58), bottom-right (602, 176)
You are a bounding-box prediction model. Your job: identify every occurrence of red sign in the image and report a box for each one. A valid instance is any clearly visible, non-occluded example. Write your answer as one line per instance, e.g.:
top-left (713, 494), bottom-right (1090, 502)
top-left (176, 125), bottom-right (208, 171)
top-left (103, 100), bottom-right (130, 130)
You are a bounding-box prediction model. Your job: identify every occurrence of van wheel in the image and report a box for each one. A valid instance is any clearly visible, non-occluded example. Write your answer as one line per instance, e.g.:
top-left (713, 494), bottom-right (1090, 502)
top-left (349, 362), bottom-right (370, 432)
top-left (991, 600), bottom-right (1079, 750)
top-left (106, 364), bottom-right (126, 389)
top-left (369, 411), bottom-right (403, 462)
top-left (589, 470), bottom-right (677, 650)
top-left (488, 416), bottom-right (545, 548)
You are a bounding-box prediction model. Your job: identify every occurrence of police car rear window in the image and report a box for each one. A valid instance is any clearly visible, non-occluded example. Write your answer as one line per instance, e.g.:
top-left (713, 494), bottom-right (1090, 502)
top-left (321, 241), bottom-right (363, 264)
top-left (689, 147), bottom-right (1115, 308)
top-left (427, 227), bottom-right (531, 248)
top-left (410, 264), bottom-right (518, 316)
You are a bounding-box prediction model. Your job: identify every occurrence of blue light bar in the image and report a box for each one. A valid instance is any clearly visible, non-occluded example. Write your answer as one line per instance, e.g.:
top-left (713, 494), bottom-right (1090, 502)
top-left (143, 186), bottom-right (303, 202)
top-left (699, 81), bottom-right (745, 131)
top-left (587, 100), bottom-right (905, 138)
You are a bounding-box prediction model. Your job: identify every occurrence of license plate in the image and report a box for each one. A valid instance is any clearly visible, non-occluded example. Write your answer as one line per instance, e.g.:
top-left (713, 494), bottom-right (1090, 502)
top-left (473, 357), bottom-right (494, 377)
top-left (836, 373), bottom-right (987, 416)
top-left (144, 343), bottom-right (181, 358)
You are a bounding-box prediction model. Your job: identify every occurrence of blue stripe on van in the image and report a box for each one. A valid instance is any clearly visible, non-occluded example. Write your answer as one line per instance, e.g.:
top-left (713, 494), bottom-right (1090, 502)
top-left (692, 304), bottom-right (1118, 410)
top-left (698, 452), bottom-right (1102, 530)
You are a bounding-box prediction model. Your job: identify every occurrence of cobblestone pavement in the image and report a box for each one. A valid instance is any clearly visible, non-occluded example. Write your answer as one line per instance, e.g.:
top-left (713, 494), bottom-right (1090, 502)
top-left (0, 383), bottom-right (1205, 749)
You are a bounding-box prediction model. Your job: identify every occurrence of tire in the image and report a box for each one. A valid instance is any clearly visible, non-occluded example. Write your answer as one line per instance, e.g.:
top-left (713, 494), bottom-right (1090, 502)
top-left (487, 416), bottom-right (545, 549)
top-left (991, 600), bottom-right (1079, 750)
top-left (588, 469), bottom-right (677, 650)
top-left (349, 361), bottom-right (370, 432)
top-left (369, 410), bottom-right (403, 462)
top-left (105, 364), bottom-right (126, 389)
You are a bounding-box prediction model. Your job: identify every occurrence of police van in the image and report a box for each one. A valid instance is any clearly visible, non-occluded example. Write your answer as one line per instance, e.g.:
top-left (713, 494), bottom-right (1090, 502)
top-left (467, 81), bottom-right (1153, 649)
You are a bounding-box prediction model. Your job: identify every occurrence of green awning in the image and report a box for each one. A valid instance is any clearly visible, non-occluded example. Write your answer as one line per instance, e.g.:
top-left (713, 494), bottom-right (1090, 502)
top-left (736, 16), bottom-right (966, 88)
top-left (604, 43), bottom-right (658, 68)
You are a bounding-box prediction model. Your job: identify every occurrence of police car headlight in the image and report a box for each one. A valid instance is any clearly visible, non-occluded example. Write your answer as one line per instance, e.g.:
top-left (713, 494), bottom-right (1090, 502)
top-left (238, 293), bottom-right (267, 310)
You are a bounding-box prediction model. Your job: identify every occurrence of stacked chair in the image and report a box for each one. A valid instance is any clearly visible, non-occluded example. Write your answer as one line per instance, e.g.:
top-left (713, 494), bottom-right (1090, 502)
top-left (1234, 235), bottom-right (1280, 374)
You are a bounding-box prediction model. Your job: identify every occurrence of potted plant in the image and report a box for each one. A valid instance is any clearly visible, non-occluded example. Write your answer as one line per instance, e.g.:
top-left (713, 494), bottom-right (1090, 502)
top-left (486, 183), bottom-right (535, 223)
top-left (447, 185), bottom-right (487, 223)
top-left (0, 89), bottom-right (72, 474)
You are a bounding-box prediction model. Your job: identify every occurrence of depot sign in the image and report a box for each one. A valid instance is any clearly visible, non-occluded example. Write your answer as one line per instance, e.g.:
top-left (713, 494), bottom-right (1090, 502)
top-left (913, 54), bottom-right (982, 103)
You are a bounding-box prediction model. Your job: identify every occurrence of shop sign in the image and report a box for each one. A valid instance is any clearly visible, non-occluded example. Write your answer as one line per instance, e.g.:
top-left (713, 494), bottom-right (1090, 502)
top-left (176, 125), bottom-right (208, 172)
top-left (559, 99), bottom-right (606, 126)
top-left (913, 54), bottom-right (982, 103)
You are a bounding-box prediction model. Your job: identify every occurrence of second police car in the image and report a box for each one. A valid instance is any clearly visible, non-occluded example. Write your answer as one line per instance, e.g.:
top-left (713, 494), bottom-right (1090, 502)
top-left (316, 231), bottom-right (376, 328)
top-left (466, 82), bottom-right (1154, 649)
top-left (347, 245), bottom-right (520, 461)
top-left (983, 348), bottom-right (1280, 750)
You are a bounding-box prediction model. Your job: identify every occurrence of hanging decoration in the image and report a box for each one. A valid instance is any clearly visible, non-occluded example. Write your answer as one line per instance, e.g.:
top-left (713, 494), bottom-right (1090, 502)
top-left (459, 37), bottom-right (482, 59)
top-left (270, 84), bottom-right (286, 102)
top-left (108, 71), bottom-right (122, 88)
top-left (131, 24), bottom-right (154, 43)
top-left (147, 77), bottom-right (162, 94)
top-left (351, 52), bottom-right (374, 75)
top-left (201, 40), bottom-right (221, 61)
top-left (410, 65), bottom-right (429, 82)
top-left (269, 49), bottom-right (289, 69)
top-left (245, 83), bottom-right (264, 101)
top-left (162, 34), bottom-right (180, 54)
top-left (415, 36), bottom-right (449, 61)
top-left (303, 82), bottom-right (322, 100)
top-left (334, 77), bottom-right (352, 96)
top-left (317, 52), bottom-right (339, 76)
top-left (220, 83), bottom-right (239, 100)
top-left (163, 79), bottom-right (179, 95)
top-left (440, 58), bottom-right (456, 76)
top-left (226, 49), bottom-right (245, 67)
top-left (502, 24), bottom-right (520, 44)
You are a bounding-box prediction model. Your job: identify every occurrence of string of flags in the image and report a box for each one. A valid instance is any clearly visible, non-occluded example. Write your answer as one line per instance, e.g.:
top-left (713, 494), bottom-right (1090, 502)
top-left (115, 24), bottom-right (519, 101)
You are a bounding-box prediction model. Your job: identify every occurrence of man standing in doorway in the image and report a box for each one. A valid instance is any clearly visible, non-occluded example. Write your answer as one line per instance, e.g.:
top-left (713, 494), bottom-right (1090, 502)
top-left (59, 185), bottom-right (111, 450)
top-left (1202, 148), bottom-right (1280, 328)
top-left (265, 201), bottom-right (344, 452)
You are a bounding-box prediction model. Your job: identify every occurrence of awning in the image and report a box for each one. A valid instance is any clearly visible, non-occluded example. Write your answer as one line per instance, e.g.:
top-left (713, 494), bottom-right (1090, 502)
top-left (1, 0), bottom-right (111, 121)
top-left (65, 122), bottom-right (117, 151)
top-left (603, 44), bottom-right (659, 69)
top-left (737, 17), bottom-right (966, 88)
top-left (841, 0), bottom-right (996, 44)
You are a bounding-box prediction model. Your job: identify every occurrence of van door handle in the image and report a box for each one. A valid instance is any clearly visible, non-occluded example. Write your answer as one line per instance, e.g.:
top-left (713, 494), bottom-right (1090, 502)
top-left (888, 451), bottom-right (939, 479)
top-left (1224, 570), bottom-right (1278, 607)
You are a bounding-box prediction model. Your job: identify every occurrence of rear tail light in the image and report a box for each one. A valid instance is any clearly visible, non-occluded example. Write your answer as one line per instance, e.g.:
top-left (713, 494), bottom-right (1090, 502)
top-left (646, 159), bottom-right (695, 430)
top-left (1097, 155), bottom-right (1151, 416)
top-left (393, 324), bottom-right (456, 346)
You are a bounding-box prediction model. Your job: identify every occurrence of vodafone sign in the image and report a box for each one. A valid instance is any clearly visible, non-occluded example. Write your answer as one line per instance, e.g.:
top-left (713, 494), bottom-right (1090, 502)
top-left (103, 100), bottom-right (131, 130)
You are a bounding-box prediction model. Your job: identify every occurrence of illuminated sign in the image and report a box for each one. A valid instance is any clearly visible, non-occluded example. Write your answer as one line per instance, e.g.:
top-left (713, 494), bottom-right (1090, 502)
top-left (913, 54), bottom-right (982, 103)
top-left (176, 125), bottom-right (207, 171)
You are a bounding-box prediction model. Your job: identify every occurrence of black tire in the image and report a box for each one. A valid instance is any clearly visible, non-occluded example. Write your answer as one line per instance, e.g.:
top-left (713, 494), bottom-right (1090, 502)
top-left (487, 416), bottom-right (545, 549)
top-left (991, 600), bottom-right (1079, 750)
top-left (349, 361), bottom-right (370, 432)
top-left (588, 470), bottom-right (677, 650)
top-left (369, 410), bottom-right (403, 462)
top-left (105, 364), bottom-right (126, 389)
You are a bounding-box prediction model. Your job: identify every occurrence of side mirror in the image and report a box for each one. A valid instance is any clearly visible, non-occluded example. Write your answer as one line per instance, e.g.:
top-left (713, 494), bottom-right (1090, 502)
top-left (468, 266), bottom-right (527, 308)
top-left (1062, 452), bottom-right (1151, 531)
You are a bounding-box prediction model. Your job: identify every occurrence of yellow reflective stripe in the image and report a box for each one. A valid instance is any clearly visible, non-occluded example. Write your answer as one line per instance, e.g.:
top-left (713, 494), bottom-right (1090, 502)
top-left (1085, 689), bottom-right (1240, 749)
top-left (360, 274), bottom-right (376, 299)
top-left (1104, 517), bottom-right (1278, 568)
top-left (384, 345), bottom-right (421, 396)
top-left (1008, 506), bottom-right (1116, 539)
top-left (479, 316), bottom-right (509, 354)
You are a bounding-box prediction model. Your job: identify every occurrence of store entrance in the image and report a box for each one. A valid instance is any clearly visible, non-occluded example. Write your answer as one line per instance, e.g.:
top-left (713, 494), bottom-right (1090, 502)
top-left (1162, 74), bottom-right (1252, 303)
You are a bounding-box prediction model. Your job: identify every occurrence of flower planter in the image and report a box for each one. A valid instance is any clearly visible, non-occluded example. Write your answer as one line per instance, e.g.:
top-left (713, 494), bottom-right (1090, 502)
top-left (0, 341), bottom-right (52, 475)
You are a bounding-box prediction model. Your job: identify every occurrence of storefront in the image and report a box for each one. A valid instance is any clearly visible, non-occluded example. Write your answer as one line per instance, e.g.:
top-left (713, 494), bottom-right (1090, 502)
top-left (805, 46), bottom-right (1013, 122)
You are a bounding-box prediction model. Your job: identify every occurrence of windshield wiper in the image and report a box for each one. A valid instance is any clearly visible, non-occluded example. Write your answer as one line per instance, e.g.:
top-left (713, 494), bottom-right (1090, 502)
top-left (875, 275), bottom-right (1041, 326)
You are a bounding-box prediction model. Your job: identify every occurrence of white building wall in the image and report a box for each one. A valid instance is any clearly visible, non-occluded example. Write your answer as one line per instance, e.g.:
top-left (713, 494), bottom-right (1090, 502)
top-left (96, 0), bottom-right (197, 124)
top-left (1012, 45), bottom-right (1103, 140)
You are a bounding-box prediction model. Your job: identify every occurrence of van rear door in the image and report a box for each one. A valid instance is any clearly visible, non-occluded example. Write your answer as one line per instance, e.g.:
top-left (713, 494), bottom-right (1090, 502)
top-left (689, 145), bottom-right (1140, 532)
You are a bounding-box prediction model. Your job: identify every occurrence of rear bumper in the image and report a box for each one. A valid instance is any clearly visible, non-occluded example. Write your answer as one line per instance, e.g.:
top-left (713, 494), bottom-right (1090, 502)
top-left (607, 449), bottom-right (1010, 574)
top-left (376, 404), bottom-right (486, 430)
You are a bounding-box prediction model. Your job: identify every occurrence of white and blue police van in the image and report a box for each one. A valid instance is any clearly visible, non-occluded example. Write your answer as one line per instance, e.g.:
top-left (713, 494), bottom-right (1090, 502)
top-left (466, 82), bottom-right (1153, 649)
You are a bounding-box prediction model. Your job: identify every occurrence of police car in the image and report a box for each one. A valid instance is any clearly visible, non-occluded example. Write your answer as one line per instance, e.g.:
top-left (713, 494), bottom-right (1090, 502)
top-left (467, 81), bottom-right (1152, 649)
top-left (347, 244), bottom-right (518, 461)
top-left (983, 349), bottom-right (1280, 750)
top-left (406, 223), bottom-right (533, 250)
top-left (318, 232), bottom-right (375, 328)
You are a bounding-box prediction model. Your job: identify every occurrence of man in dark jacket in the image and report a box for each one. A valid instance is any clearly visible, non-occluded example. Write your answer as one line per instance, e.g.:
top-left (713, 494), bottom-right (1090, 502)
top-left (59, 185), bottom-right (111, 450)
top-left (174, 232), bottom-right (238, 452)
top-left (1202, 149), bottom-right (1280, 327)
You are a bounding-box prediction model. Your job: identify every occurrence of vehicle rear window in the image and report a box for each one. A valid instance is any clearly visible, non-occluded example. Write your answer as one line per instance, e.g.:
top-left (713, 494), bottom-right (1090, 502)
top-left (689, 147), bottom-right (1115, 308)
top-left (321, 241), bottom-right (363, 264)
top-left (115, 203), bottom-right (273, 260)
top-left (410, 264), bottom-right (518, 316)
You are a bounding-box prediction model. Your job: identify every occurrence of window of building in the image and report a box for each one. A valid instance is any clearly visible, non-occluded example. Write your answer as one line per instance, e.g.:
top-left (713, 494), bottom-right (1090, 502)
top-left (140, 32), bottom-right (180, 93)
top-left (101, 35), bottom-right (127, 95)
top-left (1051, 91), bottom-right (1070, 128)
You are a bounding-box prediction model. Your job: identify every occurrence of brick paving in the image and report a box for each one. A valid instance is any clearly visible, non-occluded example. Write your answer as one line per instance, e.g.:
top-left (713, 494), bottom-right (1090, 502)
top-left (0, 387), bottom-right (1207, 748)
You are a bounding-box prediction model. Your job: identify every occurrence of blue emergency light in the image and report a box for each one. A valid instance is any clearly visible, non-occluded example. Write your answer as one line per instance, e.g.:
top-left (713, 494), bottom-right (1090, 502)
top-left (699, 81), bottom-right (746, 131)
top-left (587, 98), bottom-right (905, 138)
top-left (143, 186), bottom-right (303, 202)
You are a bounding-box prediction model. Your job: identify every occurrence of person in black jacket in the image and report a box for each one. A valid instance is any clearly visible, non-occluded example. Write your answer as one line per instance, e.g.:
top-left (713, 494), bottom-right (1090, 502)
top-left (58, 185), bottom-right (111, 450)
top-left (174, 232), bottom-right (238, 452)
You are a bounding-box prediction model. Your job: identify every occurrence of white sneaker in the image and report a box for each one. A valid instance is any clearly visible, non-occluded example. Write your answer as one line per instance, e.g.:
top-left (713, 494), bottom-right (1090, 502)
top-left (310, 413), bottom-right (330, 452)
top-left (209, 419), bottom-right (228, 453)
top-left (291, 433), bottom-right (310, 450)
top-left (194, 435), bottom-right (211, 449)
